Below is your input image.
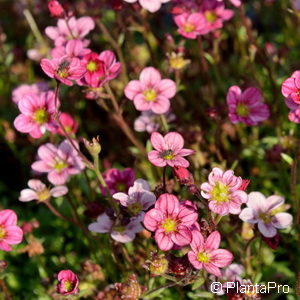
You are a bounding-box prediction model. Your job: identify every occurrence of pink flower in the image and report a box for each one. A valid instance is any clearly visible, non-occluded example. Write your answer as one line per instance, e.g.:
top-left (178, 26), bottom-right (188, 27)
top-left (281, 71), bottom-right (300, 104)
top-left (57, 270), bottom-right (79, 295)
top-left (239, 192), bottom-right (293, 238)
top-left (45, 16), bottom-right (95, 47)
top-left (103, 168), bottom-right (135, 195)
top-left (0, 209), bottom-right (23, 251)
top-left (284, 97), bottom-right (300, 123)
top-left (125, 67), bottom-right (176, 114)
top-left (53, 112), bottom-right (78, 136)
top-left (217, 0), bottom-right (241, 7)
top-left (88, 213), bottom-right (143, 243)
top-left (12, 82), bottom-right (49, 104)
top-left (40, 56), bottom-right (86, 86)
top-left (148, 132), bottom-right (194, 168)
top-left (143, 193), bottom-right (198, 251)
top-left (14, 91), bottom-right (59, 139)
top-left (226, 86), bottom-right (270, 125)
top-left (123, 0), bottom-right (170, 13)
top-left (200, 168), bottom-right (248, 216)
top-left (187, 230), bottom-right (233, 276)
top-left (79, 51), bottom-right (121, 88)
top-left (51, 39), bottom-right (91, 59)
top-left (19, 179), bottom-right (68, 202)
top-left (174, 13), bottom-right (209, 39)
top-left (31, 140), bottom-right (85, 185)
top-left (113, 179), bottom-right (156, 219)
top-left (48, 0), bottom-right (64, 18)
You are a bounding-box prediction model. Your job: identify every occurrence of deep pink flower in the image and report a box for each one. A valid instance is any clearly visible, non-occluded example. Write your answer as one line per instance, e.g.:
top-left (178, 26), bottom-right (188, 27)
top-left (125, 67), bottom-right (176, 114)
top-left (174, 13), bottom-right (209, 39)
top-left (45, 16), bottom-right (95, 47)
top-left (51, 39), bottom-right (91, 59)
top-left (226, 86), bottom-right (270, 125)
top-left (57, 270), bottom-right (79, 295)
top-left (284, 97), bottom-right (300, 123)
top-left (113, 179), bottom-right (156, 219)
top-left (123, 0), bottom-right (171, 13)
top-left (148, 132), bottom-right (194, 168)
top-left (143, 193), bottom-right (198, 251)
top-left (281, 71), bottom-right (300, 104)
top-left (19, 179), bottom-right (68, 202)
top-left (48, 0), bottom-right (64, 18)
top-left (79, 51), bottom-right (121, 88)
top-left (187, 230), bottom-right (233, 276)
top-left (200, 168), bottom-right (248, 216)
top-left (53, 112), bottom-right (78, 136)
top-left (31, 140), bottom-right (85, 185)
top-left (40, 56), bottom-right (86, 86)
top-left (88, 213), bottom-right (143, 243)
top-left (0, 209), bottom-right (23, 252)
top-left (14, 91), bottom-right (59, 139)
top-left (12, 82), bottom-right (49, 104)
top-left (239, 192), bottom-right (293, 238)
top-left (103, 168), bottom-right (135, 195)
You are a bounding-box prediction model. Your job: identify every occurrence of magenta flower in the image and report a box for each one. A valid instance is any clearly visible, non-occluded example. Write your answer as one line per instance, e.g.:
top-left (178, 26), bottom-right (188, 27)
top-left (143, 193), bottom-right (198, 251)
top-left (123, 0), bottom-right (170, 13)
top-left (57, 270), bottom-right (79, 295)
top-left (88, 213), bottom-right (143, 243)
top-left (125, 67), bottom-right (176, 114)
top-left (284, 97), bottom-right (300, 123)
top-left (174, 13), bottom-right (209, 39)
top-left (14, 91), bottom-right (59, 139)
top-left (12, 82), bottom-right (49, 104)
top-left (200, 168), bottom-right (248, 216)
top-left (45, 16), bottom-right (95, 47)
top-left (239, 192), bottom-right (293, 238)
top-left (113, 179), bottom-right (156, 219)
top-left (187, 230), bottom-right (233, 276)
top-left (281, 70), bottom-right (300, 104)
top-left (103, 168), bottom-right (135, 195)
top-left (226, 86), bottom-right (270, 125)
top-left (19, 179), bottom-right (68, 202)
top-left (148, 132), bottom-right (194, 168)
top-left (53, 112), bottom-right (78, 136)
top-left (31, 140), bottom-right (85, 185)
top-left (79, 51), bottom-right (121, 88)
top-left (40, 56), bottom-right (86, 86)
top-left (51, 39), bottom-right (91, 59)
top-left (0, 209), bottom-right (23, 252)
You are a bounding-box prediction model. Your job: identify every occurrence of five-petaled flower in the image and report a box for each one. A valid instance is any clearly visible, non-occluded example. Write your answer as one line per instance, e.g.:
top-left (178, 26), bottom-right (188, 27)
top-left (56, 270), bottom-right (79, 295)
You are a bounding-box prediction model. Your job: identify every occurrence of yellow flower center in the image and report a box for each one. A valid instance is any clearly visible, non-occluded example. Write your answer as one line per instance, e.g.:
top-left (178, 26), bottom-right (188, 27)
top-left (236, 103), bottom-right (249, 117)
top-left (37, 189), bottom-right (51, 201)
top-left (160, 150), bottom-right (174, 160)
top-left (162, 218), bottom-right (177, 233)
top-left (53, 160), bottom-right (68, 171)
top-left (33, 108), bottom-right (49, 124)
top-left (114, 225), bottom-right (126, 233)
top-left (0, 226), bottom-right (6, 240)
top-left (64, 280), bottom-right (74, 292)
top-left (57, 60), bottom-right (70, 78)
top-left (86, 61), bottom-right (98, 72)
top-left (197, 252), bottom-right (210, 263)
top-left (205, 11), bottom-right (217, 23)
top-left (258, 211), bottom-right (272, 224)
top-left (184, 22), bottom-right (196, 33)
top-left (169, 56), bottom-right (188, 70)
top-left (115, 182), bottom-right (126, 192)
top-left (211, 182), bottom-right (230, 203)
top-left (128, 202), bottom-right (143, 215)
top-left (144, 89), bottom-right (157, 102)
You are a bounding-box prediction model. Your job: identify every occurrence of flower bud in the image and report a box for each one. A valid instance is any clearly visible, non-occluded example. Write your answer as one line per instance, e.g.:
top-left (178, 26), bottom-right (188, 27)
top-left (239, 179), bottom-right (250, 191)
top-left (115, 274), bottom-right (145, 300)
top-left (173, 166), bottom-right (194, 185)
top-left (48, 0), bottom-right (65, 18)
top-left (145, 252), bottom-right (168, 276)
top-left (83, 136), bottom-right (101, 156)
top-left (168, 255), bottom-right (191, 277)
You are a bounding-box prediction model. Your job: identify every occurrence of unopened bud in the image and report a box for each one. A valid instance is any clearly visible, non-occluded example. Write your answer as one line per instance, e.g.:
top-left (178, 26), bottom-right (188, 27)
top-left (239, 179), bottom-right (250, 191)
top-left (83, 136), bottom-right (101, 156)
top-left (145, 253), bottom-right (168, 276)
top-left (173, 166), bottom-right (194, 185)
top-left (48, 0), bottom-right (65, 18)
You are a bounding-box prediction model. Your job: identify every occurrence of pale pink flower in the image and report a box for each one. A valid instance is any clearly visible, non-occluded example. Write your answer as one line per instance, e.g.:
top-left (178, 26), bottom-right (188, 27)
top-left (281, 70), bottom-right (300, 104)
top-left (113, 179), bottom-right (156, 219)
top-left (187, 230), bottom-right (233, 276)
top-left (19, 179), bottom-right (68, 202)
top-left (284, 97), bottom-right (300, 123)
top-left (143, 193), bottom-right (198, 251)
top-left (88, 213), bottom-right (143, 243)
top-left (102, 168), bottom-right (135, 195)
top-left (148, 132), bottom-right (194, 168)
top-left (226, 86), bottom-right (270, 125)
top-left (12, 82), bottom-right (49, 104)
top-left (31, 140), bottom-right (85, 185)
top-left (239, 192), bottom-right (293, 238)
top-left (125, 67), bottom-right (176, 114)
top-left (0, 209), bottom-right (23, 251)
top-left (200, 168), bottom-right (248, 216)
top-left (14, 91), bottom-right (59, 139)
top-left (123, 0), bottom-right (170, 13)
top-left (79, 51), bottom-right (121, 88)
top-left (51, 39), bottom-right (91, 59)
top-left (45, 16), bottom-right (95, 47)
top-left (57, 270), bottom-right (79, 295)
top-left (53, 112), bottom-right (78, 136)
top-left (174, 13), bottom-right (209, 39)
top-left (40, 56), bottom-right (86, 86)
